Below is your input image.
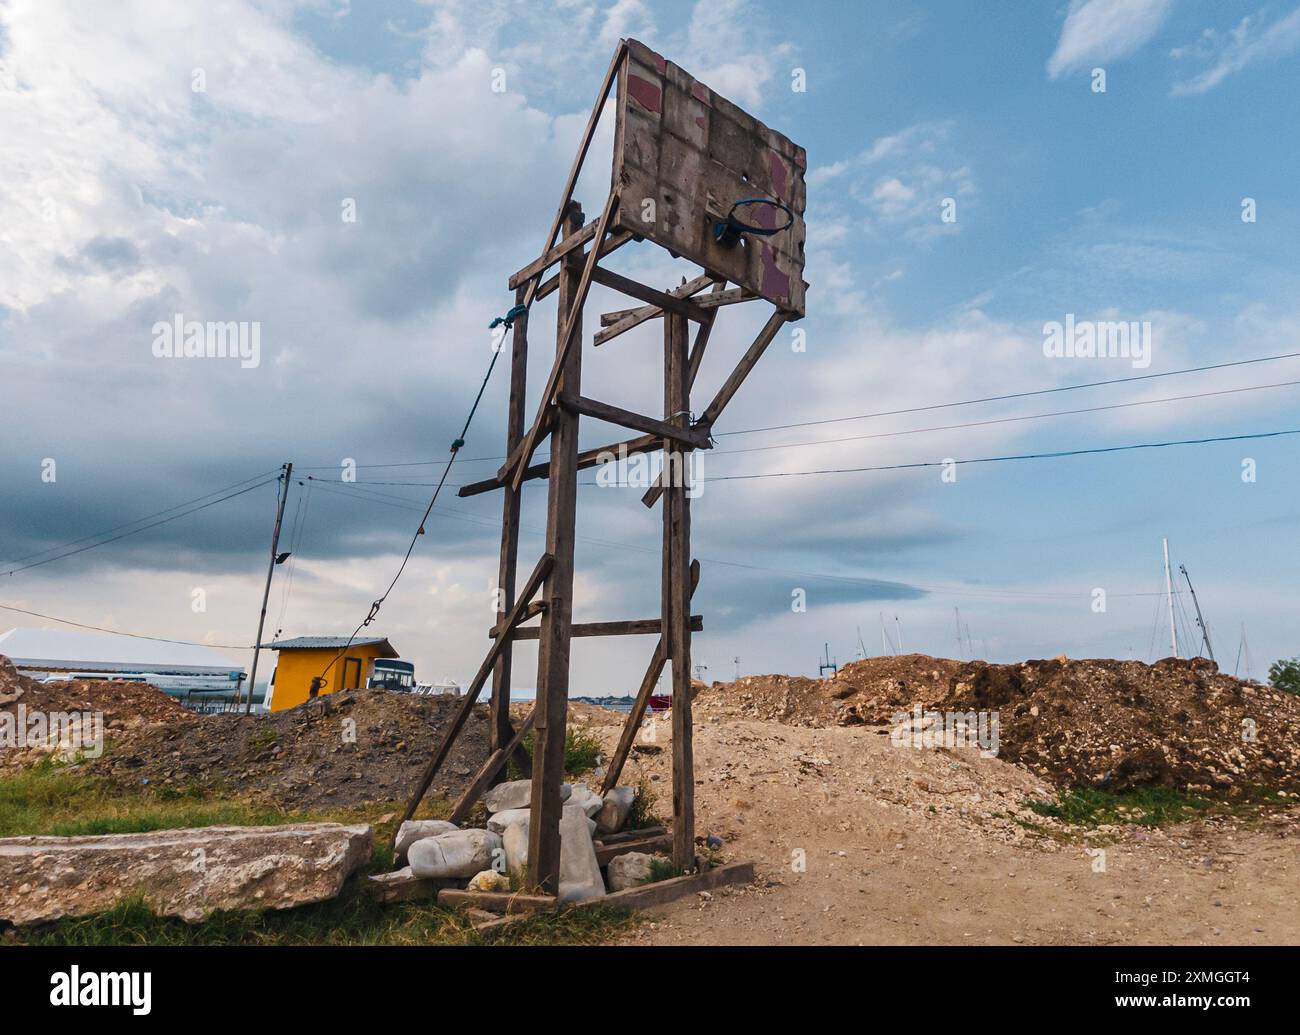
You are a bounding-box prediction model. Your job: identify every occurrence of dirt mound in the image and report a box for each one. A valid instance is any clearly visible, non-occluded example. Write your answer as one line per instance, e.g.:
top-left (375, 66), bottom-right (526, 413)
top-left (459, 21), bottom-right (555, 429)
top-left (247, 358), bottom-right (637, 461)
top-left (694, 656), bottom-right (965, 726)
top-left (90, 689), bottom-right (491, 810)
top-left (2, 655), bottom-right (195, 767)
top-left (698, 654), bottom-right (1300, 795)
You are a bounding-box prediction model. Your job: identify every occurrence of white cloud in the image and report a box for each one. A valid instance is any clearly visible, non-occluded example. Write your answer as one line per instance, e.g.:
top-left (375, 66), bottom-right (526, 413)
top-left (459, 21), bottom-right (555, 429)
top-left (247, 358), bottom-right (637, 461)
top-left (1046, 0), bottom-right (1174, 79)
top-left (1171, 7), bottom-right (1300, 95)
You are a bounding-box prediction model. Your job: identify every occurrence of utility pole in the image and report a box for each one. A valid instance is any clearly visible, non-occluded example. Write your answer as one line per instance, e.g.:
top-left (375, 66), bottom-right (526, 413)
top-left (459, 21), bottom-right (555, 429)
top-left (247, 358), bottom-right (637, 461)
top-left (895, 615), bottom-right (904, 655)
top-left (242, 463), bottom-right (292, 714)
top-left (953, 607), bottom-right (964, 660)
top-left (856, 625), bottom-right (867, 660)
top-left (1162, 537), bottom-right (1179, 659)
top-left (732, 656), bottom-right (740, 682)
top-left (1179, 563), bottom-right (1214, 662)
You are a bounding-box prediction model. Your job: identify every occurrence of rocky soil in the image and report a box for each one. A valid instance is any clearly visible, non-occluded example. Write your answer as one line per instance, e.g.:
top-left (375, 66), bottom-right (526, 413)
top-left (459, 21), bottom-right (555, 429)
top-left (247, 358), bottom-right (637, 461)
top-left (697, 654), bottom-right (1300, 795)
top-left (89, 690), bottom-right (492, 809)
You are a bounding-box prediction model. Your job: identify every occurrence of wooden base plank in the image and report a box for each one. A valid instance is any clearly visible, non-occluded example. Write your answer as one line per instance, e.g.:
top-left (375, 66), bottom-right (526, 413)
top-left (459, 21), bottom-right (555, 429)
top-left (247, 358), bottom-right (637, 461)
top-left (437, 889), bottom-right (559, 916)
top-left (576, 861), bottom-right (755, 912)
top-left (594, 833), bottom-right (672, 867)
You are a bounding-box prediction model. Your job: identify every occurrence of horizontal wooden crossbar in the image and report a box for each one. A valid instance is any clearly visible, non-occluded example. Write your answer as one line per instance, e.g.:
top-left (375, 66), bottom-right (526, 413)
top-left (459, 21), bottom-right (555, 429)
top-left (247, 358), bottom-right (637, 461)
top-left (503, 615), bottom-right (703, 641)
top-left (458, 432), bottom-right (663, 498)
top-left (508, 217), bottom-right (600, 290)
top-left (535, 231), bottom-right (636, 301)
top-left (595, 286), bottom-right (755, 344)
top-left (588, 266), bottom-right (707, 321)
top-left (557, 393), bottom-right (712, 450)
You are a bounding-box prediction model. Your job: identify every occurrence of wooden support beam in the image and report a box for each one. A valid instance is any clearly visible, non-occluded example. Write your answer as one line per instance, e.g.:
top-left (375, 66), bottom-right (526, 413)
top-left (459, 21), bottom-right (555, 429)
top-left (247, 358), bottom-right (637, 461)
top-left (686, 301), bottom-right (719, 392)
top-left (535, 231), bottom-right (635, 301)
top-left (570, 861), bottom-right (755, 912)
top-left (489, 284), bottom-right (531, 778)
top-left (593, 273), bottom-right (718, 346)
top-left (664, 309), bottom-right (695, 872)
top-left (458, 432), bottom-right (662, 499)
top-left (488, 600), bottom-right (545, 638)
top-left (594, 833), bottom-right (673, 867)
top-left (588, 266), bottom-right (708, 322)
top-left (600, 559), bottom-right (699, 796)
top-left (526, 206), bottom-right (585, 896)
top-left (558, 393), bottom-right (712, 450)
top-left (517, 40), bottom-right (627, 309)
top-left (394, 552), bottom-right (554, 838)
top-left (641, 308), bottom-right (790, 509)
top-left (505, 615), bottom-right (702, 641)
top-left (508, 218), bottom-right (599, 290)
top-left (509, 190), bottom-right (619, 493)
top-left (446, 707), bottom-right (537, 825)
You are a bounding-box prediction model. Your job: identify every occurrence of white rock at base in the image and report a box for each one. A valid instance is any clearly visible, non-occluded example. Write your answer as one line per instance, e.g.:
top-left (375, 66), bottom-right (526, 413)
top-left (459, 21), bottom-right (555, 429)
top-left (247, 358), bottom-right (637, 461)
top-left (557, 809), bottom-right (606, 904)
top-left (503, 818), bottom-right (530, 873)
top-left (596, 785), bottom-right (636, 835)
top-left (606, 851), bottom-right (669, 892)
top-left (486, 808), bottom-right (530, 834)
top-left (566, 782), bottom-right (603, 818)
top-left (467, 869), bottom-right (511, 892)
top-left (481, 779), bottom-right (572, 814)
top-left (408, 829), bottom-right (503, 880)
top-left (393, 819), bottom-right (459, 863)
top-left (500, 805), bottom-right (597, 879)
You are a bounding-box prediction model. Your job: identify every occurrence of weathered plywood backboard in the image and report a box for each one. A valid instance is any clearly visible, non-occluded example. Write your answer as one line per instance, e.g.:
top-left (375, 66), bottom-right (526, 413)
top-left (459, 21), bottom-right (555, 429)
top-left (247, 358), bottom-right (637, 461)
top-left (612, 38), bottom-right (807, 317)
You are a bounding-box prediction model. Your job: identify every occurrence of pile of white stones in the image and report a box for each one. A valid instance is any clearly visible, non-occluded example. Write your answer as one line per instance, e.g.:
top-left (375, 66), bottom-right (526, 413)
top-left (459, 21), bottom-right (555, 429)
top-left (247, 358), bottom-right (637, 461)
top-left (391, 779), bottom-right (667, 903)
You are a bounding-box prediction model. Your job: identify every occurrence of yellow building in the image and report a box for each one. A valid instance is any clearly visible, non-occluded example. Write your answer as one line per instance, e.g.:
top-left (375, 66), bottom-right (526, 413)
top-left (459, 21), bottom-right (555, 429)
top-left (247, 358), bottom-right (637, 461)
top-left (265, 635), bottom-right (401, 712)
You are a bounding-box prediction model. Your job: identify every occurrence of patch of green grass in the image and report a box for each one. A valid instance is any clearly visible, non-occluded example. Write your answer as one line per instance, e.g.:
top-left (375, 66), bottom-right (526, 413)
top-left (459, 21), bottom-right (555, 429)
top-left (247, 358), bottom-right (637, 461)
top-left (14, 887), bottom-right (636, 947)
top-left (647, 856), bottom-right (679, 883)
top-left (508, 726), bottom-right (605, 780)
top-left (1, 762), bottom-right (634, 946)
top-left (1025, 786), bottom-right (1216, 828)
top-left (624, 776), bottom-right (661, 830)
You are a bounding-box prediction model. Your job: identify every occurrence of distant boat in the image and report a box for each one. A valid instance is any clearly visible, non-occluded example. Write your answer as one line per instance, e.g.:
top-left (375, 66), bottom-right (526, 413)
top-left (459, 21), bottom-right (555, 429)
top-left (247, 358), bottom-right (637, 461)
top-left (649, 694), bottom-right (672, 711)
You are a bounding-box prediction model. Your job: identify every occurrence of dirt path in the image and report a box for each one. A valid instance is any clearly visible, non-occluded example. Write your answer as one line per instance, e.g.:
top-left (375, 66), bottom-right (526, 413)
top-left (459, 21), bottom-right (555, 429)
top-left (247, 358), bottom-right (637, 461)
top-left (587, 717), bottom-right (1299, 945)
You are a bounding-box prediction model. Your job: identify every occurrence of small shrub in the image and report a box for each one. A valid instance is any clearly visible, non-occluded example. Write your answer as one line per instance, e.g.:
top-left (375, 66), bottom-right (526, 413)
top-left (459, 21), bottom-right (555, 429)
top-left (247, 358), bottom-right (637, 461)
top-left (1268, 657), bottom-right (1300, 695)
top-left (624, 776), bottom-right (660, 830)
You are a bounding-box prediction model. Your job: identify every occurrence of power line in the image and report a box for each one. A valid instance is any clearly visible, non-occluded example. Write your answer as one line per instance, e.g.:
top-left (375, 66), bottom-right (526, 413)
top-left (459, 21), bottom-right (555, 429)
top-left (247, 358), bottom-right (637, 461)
top-left (717, 349), bottom-right (1300, 438)
top-left (294, 348), bottom-right (1300, 472)
top-left (0, 469), bottom-right (281, 569)
top-left (0, 601), bottom-right (253, 650)
top-left (1, 478), bottom-right (280, 578)
top-left (698, 427), bottom-right (1300, 482)
top-left (313, 477), bottom-right (1185, 602)
top-left (708, 378), bottom-right (1300, 457)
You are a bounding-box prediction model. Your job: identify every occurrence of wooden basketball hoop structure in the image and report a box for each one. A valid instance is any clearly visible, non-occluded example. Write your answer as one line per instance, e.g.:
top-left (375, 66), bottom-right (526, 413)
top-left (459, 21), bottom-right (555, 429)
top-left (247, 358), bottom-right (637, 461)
top-left (397, 38), bottom-right (807, 896)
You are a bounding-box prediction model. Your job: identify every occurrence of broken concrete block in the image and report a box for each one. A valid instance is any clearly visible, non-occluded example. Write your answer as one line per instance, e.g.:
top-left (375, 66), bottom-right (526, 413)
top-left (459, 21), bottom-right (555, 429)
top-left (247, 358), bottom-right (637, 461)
top-left (566, 782), bottom-right (603, 818)
top-left (467, 869), bottom-right (511, 893)
top-left (486, 808), bottom-right (529, 834)
top-left (393, 819), bottom-right (459, 863)
top-left (558, 808), bottom-right (606, 904)
top-left (596, 785), bottom-right (636, 835)
top-left (499, 805), bottom-right (595, 877)
top-left (481, 780), bottom-right (572, 814)
top-left (0, 823), bottom-right (372, 927)
top-left (408, 829), bottom-right (503, 880)
top-left (606, 851), bottom-right (669, 892)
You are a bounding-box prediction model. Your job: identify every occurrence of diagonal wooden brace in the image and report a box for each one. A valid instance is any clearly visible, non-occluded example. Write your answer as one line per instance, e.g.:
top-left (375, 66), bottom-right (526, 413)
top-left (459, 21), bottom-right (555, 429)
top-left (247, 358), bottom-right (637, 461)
top-left (507, 190), bottom-right (620, 493)
top-left (447, 706), bottom-right (537, 825)
top-left (600, 559), bottom-right (701, 795)
top-left (641, 308), bottom-right (790, 508)
top-left (394, 553), bottom-right (554, 840)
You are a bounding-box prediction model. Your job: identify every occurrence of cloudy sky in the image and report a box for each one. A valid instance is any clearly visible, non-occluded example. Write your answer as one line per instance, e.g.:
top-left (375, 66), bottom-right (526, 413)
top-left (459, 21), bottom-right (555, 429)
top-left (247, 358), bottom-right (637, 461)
top-left (2, 0), bottom-right (1298, 694)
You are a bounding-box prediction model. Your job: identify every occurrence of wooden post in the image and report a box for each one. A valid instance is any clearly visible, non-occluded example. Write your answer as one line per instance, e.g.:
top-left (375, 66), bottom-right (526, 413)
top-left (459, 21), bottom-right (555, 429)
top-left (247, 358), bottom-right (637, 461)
top-left (664, 311), bottom-right (695, 871)
top-left (489, 285), bottom-right (529, 777)
top-left (526, 204), bottom-right (585, 894)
